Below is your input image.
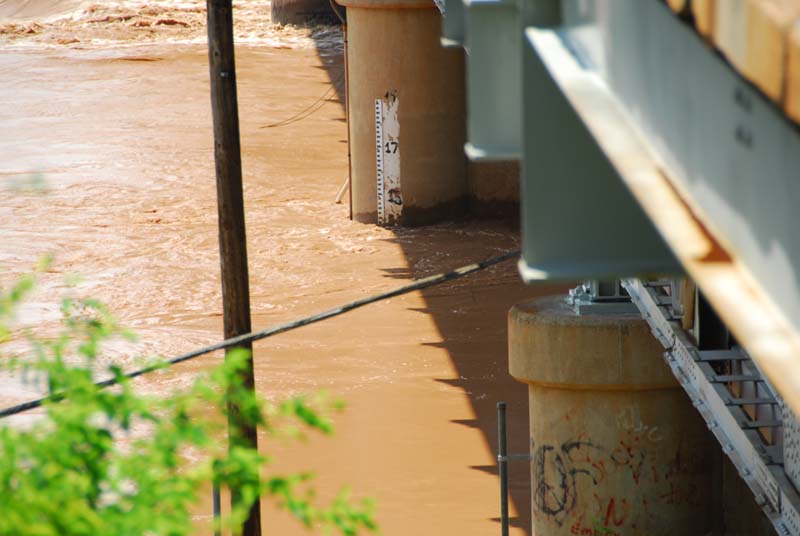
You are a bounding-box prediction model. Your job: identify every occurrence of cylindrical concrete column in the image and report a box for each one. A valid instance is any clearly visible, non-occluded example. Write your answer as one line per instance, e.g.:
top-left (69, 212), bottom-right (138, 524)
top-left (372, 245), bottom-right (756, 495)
top-left (339, 0), bottom-right (467, 225)
top-left (509, 297), bottom-right (715, 536)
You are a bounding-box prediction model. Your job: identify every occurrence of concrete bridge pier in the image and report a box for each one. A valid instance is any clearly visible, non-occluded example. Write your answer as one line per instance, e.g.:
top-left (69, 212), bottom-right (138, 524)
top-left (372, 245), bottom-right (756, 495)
top-left (337, 0), bottom-right (467, 226)
top-left (508, 296), bottom-right (716, 536)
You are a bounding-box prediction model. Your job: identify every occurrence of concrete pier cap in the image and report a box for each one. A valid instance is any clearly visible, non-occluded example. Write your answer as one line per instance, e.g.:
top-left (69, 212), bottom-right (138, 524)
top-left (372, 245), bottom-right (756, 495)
top-left (337, 0), bottom-right (468, 226)
top-left (508, 296), bottom-right (715, 536)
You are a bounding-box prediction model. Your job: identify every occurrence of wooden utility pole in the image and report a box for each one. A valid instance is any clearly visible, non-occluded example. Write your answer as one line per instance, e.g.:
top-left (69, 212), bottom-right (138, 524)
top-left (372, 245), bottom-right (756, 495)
top-left (206, 1), bottom-right (262, 535)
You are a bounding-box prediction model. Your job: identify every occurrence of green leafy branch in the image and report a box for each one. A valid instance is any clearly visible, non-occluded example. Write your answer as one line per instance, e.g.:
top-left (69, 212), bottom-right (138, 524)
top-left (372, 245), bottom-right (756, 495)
top-left (0, 268), bottom-right (377, 536)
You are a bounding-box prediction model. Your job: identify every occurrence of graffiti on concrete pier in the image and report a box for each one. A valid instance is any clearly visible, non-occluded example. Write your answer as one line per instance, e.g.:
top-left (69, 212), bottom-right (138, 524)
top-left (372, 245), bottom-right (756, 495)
top-left (532, 411), bottom-right (709, 533)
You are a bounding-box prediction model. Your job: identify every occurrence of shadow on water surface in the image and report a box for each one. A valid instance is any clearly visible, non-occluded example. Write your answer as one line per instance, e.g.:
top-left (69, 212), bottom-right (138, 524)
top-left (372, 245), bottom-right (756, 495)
top-left (302, 25), bottom-right (573, 533)
top-left (385, 228), bottom-right (571, 532)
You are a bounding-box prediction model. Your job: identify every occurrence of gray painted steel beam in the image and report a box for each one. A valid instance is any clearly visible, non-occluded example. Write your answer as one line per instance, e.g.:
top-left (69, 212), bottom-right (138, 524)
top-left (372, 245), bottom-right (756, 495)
top-left (518, 24), bottom-right (679, 280)
top-left (558, 0), bottom-right (800, 341)
top-left (463, 0), bottom-right (521, 160)
top-left (440, 0), bottom-right (464, 47)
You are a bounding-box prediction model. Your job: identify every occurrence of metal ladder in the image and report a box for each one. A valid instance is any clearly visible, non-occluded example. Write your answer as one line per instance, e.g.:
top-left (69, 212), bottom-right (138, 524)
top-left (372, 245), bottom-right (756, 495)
top-left (623, 279), bottom-right (800, 535)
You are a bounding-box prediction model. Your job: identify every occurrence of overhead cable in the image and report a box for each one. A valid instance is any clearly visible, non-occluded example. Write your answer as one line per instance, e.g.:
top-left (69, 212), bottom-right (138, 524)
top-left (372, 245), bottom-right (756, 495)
top-left (0, 249), bottom-right (520, 419)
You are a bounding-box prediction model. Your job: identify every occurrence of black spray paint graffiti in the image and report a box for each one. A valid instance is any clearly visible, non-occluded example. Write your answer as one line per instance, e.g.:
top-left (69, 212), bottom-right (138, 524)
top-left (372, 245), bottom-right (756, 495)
top-left (533, 440), bottom-right (605, 527)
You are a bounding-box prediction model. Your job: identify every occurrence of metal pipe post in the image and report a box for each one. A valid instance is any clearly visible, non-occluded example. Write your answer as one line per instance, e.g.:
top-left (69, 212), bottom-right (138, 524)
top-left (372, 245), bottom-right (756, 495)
top-left (206, 1), bottom-right (261, 534)
top-left (213, 483), bottom-right (221, 536)
top-left (497, 401), bottom-right (509, 536)
top-left (344, 22), bottom-right (353, 219)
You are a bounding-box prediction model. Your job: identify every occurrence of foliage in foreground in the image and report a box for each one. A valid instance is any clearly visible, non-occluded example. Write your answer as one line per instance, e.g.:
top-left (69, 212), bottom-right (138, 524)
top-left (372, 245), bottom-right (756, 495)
top-left (0, 269), bottom-right (377, 536)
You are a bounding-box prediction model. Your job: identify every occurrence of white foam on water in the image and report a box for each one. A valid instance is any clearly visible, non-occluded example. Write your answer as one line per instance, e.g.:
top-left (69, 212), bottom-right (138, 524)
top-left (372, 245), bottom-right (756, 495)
top-left (0, 0), bottom-right (342, 51)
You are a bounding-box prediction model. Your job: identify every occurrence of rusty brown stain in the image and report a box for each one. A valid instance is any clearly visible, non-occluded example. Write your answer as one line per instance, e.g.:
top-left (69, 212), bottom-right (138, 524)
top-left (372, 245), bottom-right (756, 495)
top-left (655, 167), bottom-right (733, 264)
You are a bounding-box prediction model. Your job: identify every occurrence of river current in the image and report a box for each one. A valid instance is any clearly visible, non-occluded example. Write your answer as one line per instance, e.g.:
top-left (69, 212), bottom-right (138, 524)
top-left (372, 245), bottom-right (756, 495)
top-left (0, 3), bottom-right (557, 532)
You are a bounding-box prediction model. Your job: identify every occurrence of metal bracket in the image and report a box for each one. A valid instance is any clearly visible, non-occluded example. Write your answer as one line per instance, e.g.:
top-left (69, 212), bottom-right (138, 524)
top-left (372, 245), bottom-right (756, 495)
top-left (566, 280), bottom-right (639, 315)
top-left (497, 453), bottom-right (532, 463)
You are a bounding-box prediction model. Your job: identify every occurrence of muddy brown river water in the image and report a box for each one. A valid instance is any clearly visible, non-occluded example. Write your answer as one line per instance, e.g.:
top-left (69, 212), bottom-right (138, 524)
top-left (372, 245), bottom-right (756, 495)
top-left (0, 2), bottom-right (568, 534)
